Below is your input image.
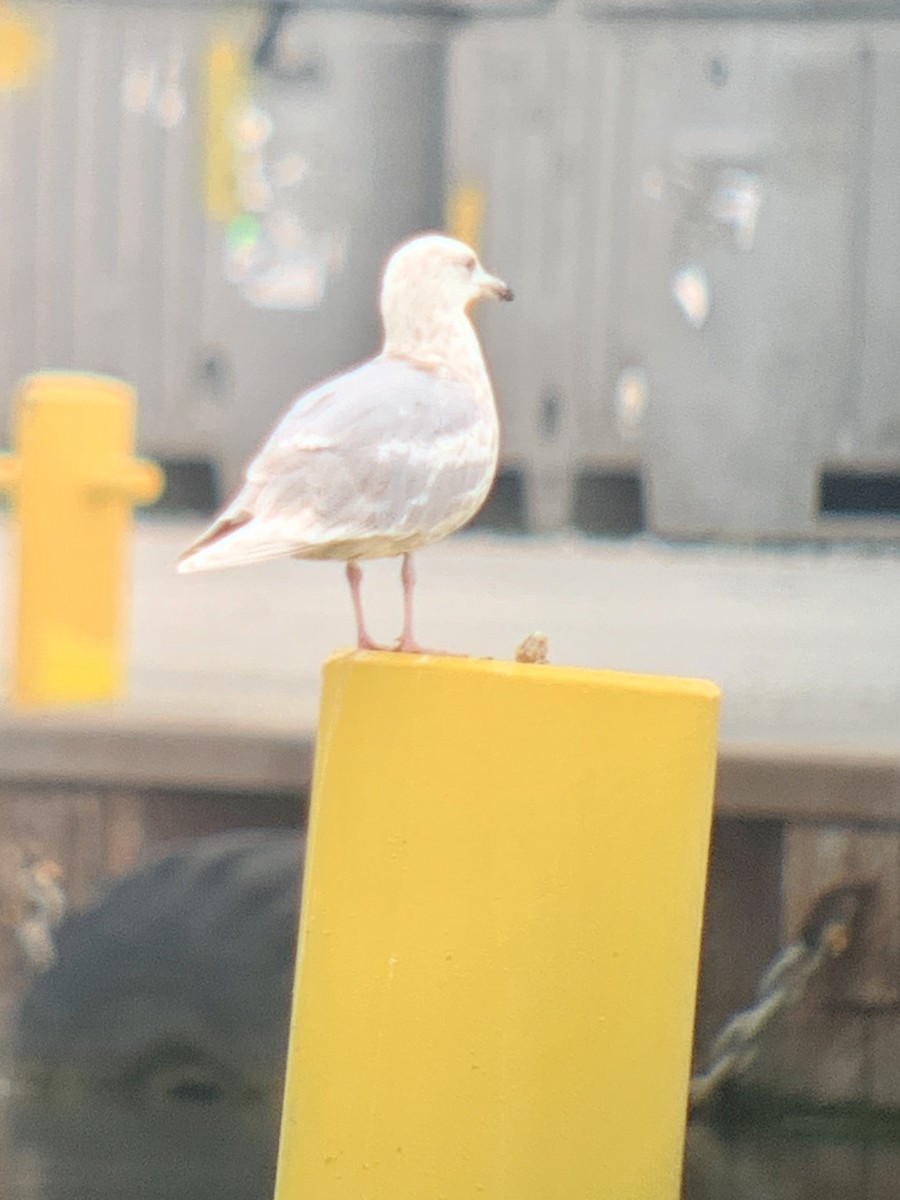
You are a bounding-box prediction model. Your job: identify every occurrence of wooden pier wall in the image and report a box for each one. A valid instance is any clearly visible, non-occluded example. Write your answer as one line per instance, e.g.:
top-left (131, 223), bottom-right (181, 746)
top-left (2, 719), bottom-right (899, 1111)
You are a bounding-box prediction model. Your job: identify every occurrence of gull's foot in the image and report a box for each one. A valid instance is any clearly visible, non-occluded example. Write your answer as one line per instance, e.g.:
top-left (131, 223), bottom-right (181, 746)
top-left (357, 634), bottom-right (393, 652)
top-left (392, 635), bottom-right (450, 656)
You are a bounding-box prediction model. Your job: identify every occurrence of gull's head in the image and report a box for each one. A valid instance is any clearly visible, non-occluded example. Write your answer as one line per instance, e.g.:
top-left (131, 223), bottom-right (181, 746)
top-left (380, 233), bottom-right (512, 340)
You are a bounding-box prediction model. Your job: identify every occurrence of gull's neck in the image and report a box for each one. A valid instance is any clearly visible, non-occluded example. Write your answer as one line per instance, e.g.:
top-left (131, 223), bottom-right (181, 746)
top-left (381, 304), bottom-right (490, 386)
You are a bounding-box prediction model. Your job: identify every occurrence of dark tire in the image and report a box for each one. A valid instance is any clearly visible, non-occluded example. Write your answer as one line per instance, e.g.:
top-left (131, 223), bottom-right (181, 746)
top-left (14, 829), bottom-right (304, 1111)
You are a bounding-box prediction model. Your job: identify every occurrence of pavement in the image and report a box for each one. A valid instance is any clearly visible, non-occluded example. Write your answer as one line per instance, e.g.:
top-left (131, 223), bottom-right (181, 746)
top-left (2, 516), bottom-right (899, 756)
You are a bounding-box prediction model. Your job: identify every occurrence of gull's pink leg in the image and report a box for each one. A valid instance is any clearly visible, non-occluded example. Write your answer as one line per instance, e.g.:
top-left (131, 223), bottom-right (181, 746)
top-left (345, 561), bottom-right (389, 651)
top-left (395, 553), bottom-right (446, 654)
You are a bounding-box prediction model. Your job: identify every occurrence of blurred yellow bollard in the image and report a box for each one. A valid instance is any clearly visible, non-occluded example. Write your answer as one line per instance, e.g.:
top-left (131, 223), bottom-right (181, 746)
top-left (0, 372), bottom-right (164, 706)
top-left (275, 652), bottom-right (720, 1200)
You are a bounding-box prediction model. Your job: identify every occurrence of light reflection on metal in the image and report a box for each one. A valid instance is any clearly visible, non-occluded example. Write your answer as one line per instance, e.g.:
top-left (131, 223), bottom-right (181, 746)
top-left (641, 166), bottom-right (664, 202)
top-left (234, 108), bottom-right (275, 213)
top-left (222, 91), bottom-right (349, 310)
top-left (203, 39), bottom-right (348, 312)
top-left (269, 209), bottom-right (303, 251)
top-left (224, 213), bottom-right (263, 283)
top-left (122, 51), bottom-right (186, 128)
top-left (273, 151), bottom-right (309, 189)
top-left (233, 101), bottom-right (273, 153)
top-left (615, 367), bottom-right (648, 441)
top-left (240, 169), bottom-right (273, 215)
top-left (224, 206), bottom-right (344, 312)
top-left (156, 47), bottom-right (186, 130)
top-left (709, 168), bottom-right (762, 251)
top-left (672, 263), bottom-right (710, 329)
top-left (121, 63), bottom-right (156, 115)
top-left (242, 256), bottom-right (330, 310)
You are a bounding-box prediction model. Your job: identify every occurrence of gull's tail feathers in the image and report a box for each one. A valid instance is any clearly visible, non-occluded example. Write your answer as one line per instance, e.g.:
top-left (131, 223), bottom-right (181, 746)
top-left (177, 512), bottom-right (301, 573)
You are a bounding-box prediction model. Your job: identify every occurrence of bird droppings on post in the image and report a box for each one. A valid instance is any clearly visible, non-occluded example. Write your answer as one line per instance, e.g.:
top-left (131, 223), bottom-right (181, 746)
top-left (514, 632), bottom-right (549, 665)
top-left (178, 231), bottom-right (512, 655)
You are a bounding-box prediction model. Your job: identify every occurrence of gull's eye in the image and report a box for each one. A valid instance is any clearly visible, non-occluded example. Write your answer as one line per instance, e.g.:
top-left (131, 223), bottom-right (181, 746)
top-left (464, 256), bottom-right (476, 272)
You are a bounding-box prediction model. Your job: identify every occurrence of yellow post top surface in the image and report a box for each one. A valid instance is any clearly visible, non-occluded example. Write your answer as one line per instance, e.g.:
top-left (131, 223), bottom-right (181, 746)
top-left (277, 651), bottom-right (720, 1200)
top-left (16, 371), bottom-right (135, 408)
top-left (324, 647), bottom-right (720, 700)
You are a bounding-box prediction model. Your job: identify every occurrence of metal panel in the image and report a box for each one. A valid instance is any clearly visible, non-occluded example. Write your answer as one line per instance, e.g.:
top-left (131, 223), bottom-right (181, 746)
top-left (446, 12), bottom-right (593, 530)
top-left (0, 3), bottom-right (228, 462)
top-left (203, 8), bottom-right (447, 492)
top-left (115, 5), bottom-right (219, 459)
top-left (573, 27), bottom-right (646, 471)
top-left (585, 0), bottom-right (891, 15)
top-left (49, 0), bottom-right (549, 10)
top-left (602, 21), bottom-right (868, 537)
top-left (0, 23), bottom-right (43, 399)
top-left (0, 4), bottom-right (448, 496)
top-left (848, 25), bottom-right (900, 465)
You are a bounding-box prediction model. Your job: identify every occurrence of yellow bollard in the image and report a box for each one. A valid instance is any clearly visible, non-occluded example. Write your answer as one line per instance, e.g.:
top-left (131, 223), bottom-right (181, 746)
top-left (275, 652), bottom-right (720, 1200)
top-left (0, 372), bottom-right (164, 706)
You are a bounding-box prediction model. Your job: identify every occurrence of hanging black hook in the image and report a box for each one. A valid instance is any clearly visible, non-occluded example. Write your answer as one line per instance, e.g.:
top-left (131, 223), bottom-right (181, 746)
top-left (252, 2), bottom-right (299, 72)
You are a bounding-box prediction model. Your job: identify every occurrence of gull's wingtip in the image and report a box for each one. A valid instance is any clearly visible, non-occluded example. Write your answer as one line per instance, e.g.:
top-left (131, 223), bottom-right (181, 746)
top-left (174, 512), bottom-right (254, 574)
top-left (176, 544), bottom-right (212, 573)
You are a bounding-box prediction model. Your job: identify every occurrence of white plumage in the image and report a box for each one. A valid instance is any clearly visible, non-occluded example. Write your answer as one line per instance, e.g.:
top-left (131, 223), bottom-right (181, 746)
top-left (177, 232), bottom-right (512, 652)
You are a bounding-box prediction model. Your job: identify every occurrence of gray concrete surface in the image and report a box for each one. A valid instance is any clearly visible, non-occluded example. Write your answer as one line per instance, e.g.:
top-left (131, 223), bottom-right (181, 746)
top-left (1, 516), bottom-right (899, 753)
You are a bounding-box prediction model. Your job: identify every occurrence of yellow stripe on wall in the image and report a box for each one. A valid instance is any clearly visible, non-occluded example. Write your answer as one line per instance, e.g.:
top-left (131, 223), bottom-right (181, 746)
top-left (446, 183), bottom-right (485, 254)
top-left (0, 6), bottom-right (45, 91)
top-left (203, 37), bottom-right (247, 222)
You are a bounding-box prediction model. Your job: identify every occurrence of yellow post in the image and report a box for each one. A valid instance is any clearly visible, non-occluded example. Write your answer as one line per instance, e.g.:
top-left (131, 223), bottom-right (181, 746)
top-left (275, 652), bottom-right (720, 1200)
top-left (0, 372), bottom-right (164, 706)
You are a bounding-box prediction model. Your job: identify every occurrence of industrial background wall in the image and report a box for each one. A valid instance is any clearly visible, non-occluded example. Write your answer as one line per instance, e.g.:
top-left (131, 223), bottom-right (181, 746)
top-left (605, 19), bottom-right (867, 540)
top-left (2, 1), bottom-right (900, 537)
top-left (0, 0), bottom-right (449, 499)
top-left (448, 9), bottom-right (900, 538)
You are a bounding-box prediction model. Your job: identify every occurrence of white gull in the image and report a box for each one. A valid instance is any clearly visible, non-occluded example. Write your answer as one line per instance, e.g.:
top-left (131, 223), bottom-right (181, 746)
top-left (177, 232), bottom-right (513, 652)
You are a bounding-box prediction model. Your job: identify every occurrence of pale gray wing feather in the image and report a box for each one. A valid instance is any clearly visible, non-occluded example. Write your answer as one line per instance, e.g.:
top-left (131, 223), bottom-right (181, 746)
top-left (232, 356), bottom-right (491, 549)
